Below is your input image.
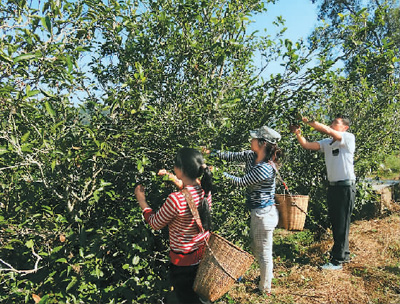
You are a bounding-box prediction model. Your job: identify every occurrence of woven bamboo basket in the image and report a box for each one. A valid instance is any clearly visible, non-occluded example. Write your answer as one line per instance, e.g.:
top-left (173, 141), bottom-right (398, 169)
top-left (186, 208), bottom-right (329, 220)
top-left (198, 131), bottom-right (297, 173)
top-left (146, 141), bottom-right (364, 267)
top-left (275, 194), bottom-right (309, 231)
top-left (193, 232), bottom-right (254, 302)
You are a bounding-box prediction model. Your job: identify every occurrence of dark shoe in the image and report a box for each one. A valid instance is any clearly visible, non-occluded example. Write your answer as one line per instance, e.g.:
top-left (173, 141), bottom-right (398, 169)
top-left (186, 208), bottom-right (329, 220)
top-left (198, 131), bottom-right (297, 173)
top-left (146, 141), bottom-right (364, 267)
top-left (199, 296), bottom-right (211, 304)
top-left (345, 253), bottom-right (356, 263)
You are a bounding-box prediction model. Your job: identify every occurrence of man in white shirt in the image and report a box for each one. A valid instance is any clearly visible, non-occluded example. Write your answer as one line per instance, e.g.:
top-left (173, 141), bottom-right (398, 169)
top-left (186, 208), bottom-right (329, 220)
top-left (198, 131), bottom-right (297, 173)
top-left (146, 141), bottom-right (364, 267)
top-left (290, 115), bottom-right (356, 270)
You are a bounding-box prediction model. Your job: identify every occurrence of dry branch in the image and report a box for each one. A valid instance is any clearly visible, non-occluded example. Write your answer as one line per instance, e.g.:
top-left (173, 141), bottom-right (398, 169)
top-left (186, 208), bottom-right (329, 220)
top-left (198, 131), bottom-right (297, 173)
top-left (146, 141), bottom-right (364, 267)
top-left (0, 246), bottom-right (43, 276)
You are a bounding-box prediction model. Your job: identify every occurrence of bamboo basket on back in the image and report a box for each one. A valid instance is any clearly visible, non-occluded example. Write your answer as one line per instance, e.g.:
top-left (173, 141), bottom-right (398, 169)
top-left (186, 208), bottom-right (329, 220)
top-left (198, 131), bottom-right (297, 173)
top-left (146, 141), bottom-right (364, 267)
top-left (193, 232), bottom-right (254, 302)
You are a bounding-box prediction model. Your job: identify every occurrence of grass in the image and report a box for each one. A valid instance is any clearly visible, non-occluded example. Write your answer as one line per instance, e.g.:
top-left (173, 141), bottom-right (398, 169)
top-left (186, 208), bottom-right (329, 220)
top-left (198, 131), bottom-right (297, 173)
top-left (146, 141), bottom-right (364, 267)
top-left (376, 154), bottom-right (400, 180)
top-left (214, 210), bottom-right (400, 304)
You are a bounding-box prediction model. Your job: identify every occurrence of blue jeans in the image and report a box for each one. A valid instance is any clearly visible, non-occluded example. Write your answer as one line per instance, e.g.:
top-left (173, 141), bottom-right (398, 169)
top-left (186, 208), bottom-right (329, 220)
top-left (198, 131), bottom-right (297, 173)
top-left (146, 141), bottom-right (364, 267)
top-left (250, 205), bottom-right (279, 292)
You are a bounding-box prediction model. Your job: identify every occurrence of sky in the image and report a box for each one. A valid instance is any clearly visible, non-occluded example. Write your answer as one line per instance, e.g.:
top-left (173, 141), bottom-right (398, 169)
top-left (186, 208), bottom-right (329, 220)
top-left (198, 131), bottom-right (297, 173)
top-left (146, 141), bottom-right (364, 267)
top-left (27, 0), bottom-right (320, 105)
top-left (259, 0), bottom-right (319, 42)
top-left (69, 0), bottom-right (321, 105)
top-left (73, 0), bottom-right (321, 105)
top-left (249, 0), bottom-right (320, 77)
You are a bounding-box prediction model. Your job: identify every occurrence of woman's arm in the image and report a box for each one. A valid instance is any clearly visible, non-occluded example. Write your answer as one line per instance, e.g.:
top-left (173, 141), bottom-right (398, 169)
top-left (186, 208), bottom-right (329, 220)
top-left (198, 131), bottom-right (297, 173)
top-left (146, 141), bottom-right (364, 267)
top-left (213, 150), bottom-right (253, 163)
top-left (158, 169), bottom-right (183, 189)
top-left (223, 163), bottom-right (274, 187)
top-left (135, 185), bottom-right (150, 210)
top-left (134, 185), bottom-right (178, 230)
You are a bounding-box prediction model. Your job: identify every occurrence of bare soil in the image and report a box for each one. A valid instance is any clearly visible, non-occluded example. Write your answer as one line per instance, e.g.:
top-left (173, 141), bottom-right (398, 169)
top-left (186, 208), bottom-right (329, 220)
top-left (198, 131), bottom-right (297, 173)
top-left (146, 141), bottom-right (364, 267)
top-left (216, 208), bottom-right (400, 304)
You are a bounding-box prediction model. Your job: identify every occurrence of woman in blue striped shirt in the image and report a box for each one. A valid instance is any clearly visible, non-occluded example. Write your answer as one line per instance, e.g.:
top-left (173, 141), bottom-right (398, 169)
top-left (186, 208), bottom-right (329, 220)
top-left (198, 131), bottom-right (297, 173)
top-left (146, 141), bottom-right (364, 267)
top-left (212, 126), bottom-right (282, 295)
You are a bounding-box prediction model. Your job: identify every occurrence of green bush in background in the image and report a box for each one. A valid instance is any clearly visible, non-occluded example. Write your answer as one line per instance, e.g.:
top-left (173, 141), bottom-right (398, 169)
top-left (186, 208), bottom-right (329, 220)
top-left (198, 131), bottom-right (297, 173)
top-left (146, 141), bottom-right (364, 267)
top-left (0, 0), bottom-right (399, 303)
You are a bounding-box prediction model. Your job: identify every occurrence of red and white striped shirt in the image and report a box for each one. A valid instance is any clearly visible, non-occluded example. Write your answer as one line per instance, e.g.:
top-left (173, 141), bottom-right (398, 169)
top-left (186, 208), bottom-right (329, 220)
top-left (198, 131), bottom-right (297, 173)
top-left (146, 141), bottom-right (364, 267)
top-left (143, 185), bottom-right (211, 266)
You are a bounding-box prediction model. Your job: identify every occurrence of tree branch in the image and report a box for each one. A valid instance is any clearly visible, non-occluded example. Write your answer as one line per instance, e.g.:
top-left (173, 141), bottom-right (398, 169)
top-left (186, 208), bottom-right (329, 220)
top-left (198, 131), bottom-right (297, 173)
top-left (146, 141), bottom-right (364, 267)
top-left (0, 246), bottom-right (43, 276)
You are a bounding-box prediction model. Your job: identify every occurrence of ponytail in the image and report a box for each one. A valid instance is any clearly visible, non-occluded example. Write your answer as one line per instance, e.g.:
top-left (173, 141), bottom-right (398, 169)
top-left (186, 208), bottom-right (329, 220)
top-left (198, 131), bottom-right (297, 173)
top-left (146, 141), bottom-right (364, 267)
top-left (259, 140), bottom-right (283, 164)
top-left (270, 145), bottom-right (283, 164)
top-left (200, 165), bottom-right (213, 196)
top-left (199, 164), bottom-right (213, 231)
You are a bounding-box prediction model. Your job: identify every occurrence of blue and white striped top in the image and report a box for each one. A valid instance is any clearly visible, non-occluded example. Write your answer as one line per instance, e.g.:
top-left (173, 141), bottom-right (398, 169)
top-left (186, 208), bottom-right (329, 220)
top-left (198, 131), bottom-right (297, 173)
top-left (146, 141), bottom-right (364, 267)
top-left (214, 150), bottom-right (276, 210)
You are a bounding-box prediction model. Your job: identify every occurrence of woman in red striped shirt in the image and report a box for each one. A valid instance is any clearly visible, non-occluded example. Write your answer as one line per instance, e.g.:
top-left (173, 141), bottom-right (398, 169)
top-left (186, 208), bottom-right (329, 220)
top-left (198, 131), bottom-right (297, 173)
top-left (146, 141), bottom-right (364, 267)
top-left (135, 148), bottom-right (212, 304)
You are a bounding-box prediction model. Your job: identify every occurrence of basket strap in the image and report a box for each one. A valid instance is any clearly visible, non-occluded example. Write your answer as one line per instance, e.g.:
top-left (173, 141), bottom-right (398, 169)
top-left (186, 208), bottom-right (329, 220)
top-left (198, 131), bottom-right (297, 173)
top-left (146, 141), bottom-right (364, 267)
top-left (182, 190), bottom-right (238, 280)
top-left (269, 161), bottom-right (308, 214)
top-left (280, 193), bottom-right (308, 215)
top-left (270, 162), bottom-right (331, 233)
top-left (181, 189), bottom-right (204, 233)
top-left (269, 161), bottom-right (289, 192)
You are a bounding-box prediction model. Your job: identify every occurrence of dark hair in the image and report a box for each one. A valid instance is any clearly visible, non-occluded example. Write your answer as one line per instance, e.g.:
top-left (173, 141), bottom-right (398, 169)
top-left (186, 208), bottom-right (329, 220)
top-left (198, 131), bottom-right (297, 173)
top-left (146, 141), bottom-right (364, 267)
top-left (257, 139), bottom-right (283, 164)
top-left (335, 114), bottom-right (351, 127)
top-left (174, 148), bottom-right (212, 195)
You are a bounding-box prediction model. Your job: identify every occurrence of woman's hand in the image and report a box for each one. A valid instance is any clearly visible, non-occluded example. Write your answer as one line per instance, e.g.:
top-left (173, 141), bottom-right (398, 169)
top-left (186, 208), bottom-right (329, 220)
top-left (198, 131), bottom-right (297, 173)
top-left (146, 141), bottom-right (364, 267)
top-left (158, 169), bottom-right (174, 180)
top-left (302, 116), bottom-right (316, 124)
top-left (135, 184), bottom-right (145, 199)
top-left (135, 185), bottom-right (149, 210)
top-left (158, 169), bottom-right (183, 189)
top-left (157, 169), bottom-right (168, 176)
top-left (201, 146), bottom-right (211, 154)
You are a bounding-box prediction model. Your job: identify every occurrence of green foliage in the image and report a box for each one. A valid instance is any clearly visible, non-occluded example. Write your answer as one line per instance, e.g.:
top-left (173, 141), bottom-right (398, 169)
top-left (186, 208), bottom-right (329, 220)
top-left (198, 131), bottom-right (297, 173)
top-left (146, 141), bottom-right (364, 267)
top-left (274, 230), bottom-right (316, 267)
top-left (353, 181), bottom-right (380, 220)
top-left (376, 153), bottom-right (400, 179)
top-left (0, 0), bottom-right (399, 303)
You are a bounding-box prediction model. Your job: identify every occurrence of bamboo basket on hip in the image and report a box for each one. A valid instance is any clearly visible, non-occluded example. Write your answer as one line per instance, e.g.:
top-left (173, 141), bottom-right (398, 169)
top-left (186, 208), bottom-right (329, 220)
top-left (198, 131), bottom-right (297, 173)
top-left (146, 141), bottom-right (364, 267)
top-left (270, 161), bottom-right (309, 231)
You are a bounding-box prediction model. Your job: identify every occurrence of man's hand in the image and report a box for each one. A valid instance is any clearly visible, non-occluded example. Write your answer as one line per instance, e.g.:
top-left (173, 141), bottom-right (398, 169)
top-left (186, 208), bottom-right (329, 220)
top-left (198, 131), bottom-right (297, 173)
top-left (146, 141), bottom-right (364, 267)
top-left (302, 116), bottom-right (316, 124)
top-left (290, 123), bottom-right (321, 151)
top-left (289, 125), bottom-right (301, 135)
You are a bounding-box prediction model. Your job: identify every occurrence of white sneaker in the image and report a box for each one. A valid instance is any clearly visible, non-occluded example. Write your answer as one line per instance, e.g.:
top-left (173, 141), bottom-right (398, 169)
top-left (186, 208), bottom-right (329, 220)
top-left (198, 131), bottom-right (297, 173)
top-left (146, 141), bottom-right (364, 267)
top-left (321, 262), bottom-right (343, 270)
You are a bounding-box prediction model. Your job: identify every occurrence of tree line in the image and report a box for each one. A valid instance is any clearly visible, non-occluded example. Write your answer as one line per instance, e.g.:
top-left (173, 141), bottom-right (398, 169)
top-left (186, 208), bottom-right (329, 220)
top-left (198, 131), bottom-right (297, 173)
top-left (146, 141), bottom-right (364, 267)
top-left (0, 0), bottom-right (399, 302)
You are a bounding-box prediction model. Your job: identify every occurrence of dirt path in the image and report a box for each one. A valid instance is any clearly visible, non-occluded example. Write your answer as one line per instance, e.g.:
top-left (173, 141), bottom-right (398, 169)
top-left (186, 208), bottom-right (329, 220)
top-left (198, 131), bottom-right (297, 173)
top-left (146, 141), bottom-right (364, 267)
top-left (215, 212), bottom-right (400, 304)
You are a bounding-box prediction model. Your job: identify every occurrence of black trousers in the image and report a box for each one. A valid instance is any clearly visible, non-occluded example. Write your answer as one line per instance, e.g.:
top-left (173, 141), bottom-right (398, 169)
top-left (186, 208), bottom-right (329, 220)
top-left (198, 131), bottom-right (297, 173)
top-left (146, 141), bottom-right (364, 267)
top-left (327, 184), bottom-right (356, 265)
top-left (169, 263), bottom-right (201, 304)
